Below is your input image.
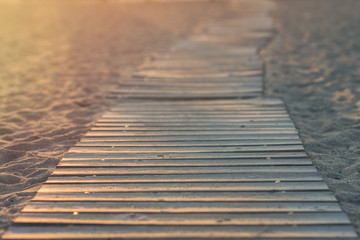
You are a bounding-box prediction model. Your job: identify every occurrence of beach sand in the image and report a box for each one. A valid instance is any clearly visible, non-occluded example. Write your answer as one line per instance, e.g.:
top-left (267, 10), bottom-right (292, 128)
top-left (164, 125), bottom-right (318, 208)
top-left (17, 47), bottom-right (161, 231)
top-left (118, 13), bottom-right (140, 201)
top-left (262, 0), bottom-right (360, 235)
top-left (0, 0), bottom-right (241, 235)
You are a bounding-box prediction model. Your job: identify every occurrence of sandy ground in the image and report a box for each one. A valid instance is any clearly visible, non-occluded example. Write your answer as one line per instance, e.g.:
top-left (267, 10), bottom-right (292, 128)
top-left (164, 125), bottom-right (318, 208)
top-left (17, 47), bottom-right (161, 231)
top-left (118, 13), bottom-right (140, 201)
top-left (0, 0), bottom-right (239, 235)
top-left (262, 0), bottom-right (360, 235)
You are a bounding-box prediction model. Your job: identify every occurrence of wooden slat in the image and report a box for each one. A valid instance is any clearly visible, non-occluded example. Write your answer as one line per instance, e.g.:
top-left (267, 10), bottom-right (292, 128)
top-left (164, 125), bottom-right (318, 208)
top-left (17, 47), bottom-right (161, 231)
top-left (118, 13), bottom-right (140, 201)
top-left (45, 172), bottom-right (321, 183)
top-left (51, 165), bottom-right (317, 176)
top-left (190, 35), bottom-right (270, 43)
top-left (107, 99), bottom-right (284, 106)
top-left (22, 201), bottom-right (340, 213)
top-left (149, 55), bottom-right (261, 61)
top-left (98, 115), bottom-right (289, 119)
top-left (96, 120), bottom-right (295, 125)
top-left (100, 102), bottom-right (282, 108)
top-left (123, 79), bottom-right (262, 85)
top-left (108, 106), bottom-right (283, 111)
top-left (3, 225), bottom-right (357, 239)
top-left (133, 67), bottom-right (263, 75)
top-left (146, 56), bottom-right (262, 62)
top-left (85, 131), bottom-right (298, 137)
top-left (94, 122), bottom-right (294, 127)
top-left (81, 135), bottom-right (301, 142)
top-left (103, 112), bottom-right (288, 116)
top-left (32, 191), bottom-right (336, 202)
top-left (68, 145), bottom-right (304, 154)
top-left (110, 88), bottom-right (262, 94)
top-left (101, 114), bottom-right (289, 119)
top-left (62, 152), bottom-right (308, 160)
top-left (154, 46), bottom-right (257, 56)
top-left (119, 82), bottom-right (262, 88)
top-left (105, 109), bottom-right (286, 113)
top-left (87, 129), bottom-right (298, 134)
top-left (165, 46), bottom-right (258, 54)
top-left (108, 92), bottom-right (262, 99)
top-left (96, 119), bottom-right (292, 124)
top-left (57, 158), bottom-right (312, 167)
top-left (14, 212), bottom-right (350, 225)
top-left (90, 126), bottom-right (295, 131)
top-left (137, 67), bottom-right (262, 73)
top-left (105, 110), bottom-right (285, 114)
top-left (138, 64), bottom-right (263, 71)
top-left (76, 139), bottom-right (302, 146)
top-left (36, 181), bottom-right (328, 193)
top-left (132, 70), bottom-right (261, 79)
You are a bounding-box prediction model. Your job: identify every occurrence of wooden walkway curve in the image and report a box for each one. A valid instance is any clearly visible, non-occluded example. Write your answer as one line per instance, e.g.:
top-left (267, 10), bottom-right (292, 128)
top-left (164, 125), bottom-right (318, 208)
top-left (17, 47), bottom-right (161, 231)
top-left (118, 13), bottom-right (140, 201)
top-left (2, 0), bottom-right (358, 239)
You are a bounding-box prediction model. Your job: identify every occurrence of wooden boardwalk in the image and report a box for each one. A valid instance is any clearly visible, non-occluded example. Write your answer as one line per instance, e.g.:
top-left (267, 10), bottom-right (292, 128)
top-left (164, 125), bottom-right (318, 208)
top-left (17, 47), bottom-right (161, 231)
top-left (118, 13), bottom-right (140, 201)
top-left (3, 99), bottom-right (357, 239)
top-left (2, 0), bottom-right (357, 239)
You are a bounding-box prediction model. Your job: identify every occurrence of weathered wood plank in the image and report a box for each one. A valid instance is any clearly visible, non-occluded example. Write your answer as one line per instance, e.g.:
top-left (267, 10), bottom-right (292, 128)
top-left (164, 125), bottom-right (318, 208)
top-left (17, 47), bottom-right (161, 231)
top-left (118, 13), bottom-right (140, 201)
top-left (57, 158), bottom-right (312, 167)
top-left (144, 59), bottom-right (262, 65)
top-left (153, 48), bottom-right (258, 57)
top-left (68, 145), bottom-right (305, 154)
top-left (163, 46), bottom-right (258, 54)
top-left (32, 191), bottom-right (336, 202)
top-left (109, 103), bottom-right (283, 109)
top-left (90, 126), bottom-right (295, 131)
top-left (76, 139), bottom-right (302, 146)
top-left (103, 112), bottom-right (288, 117)
top-left (118, 78), bottom-right (262, 85)
top-left (101, 115), bottom-right (289, 120)
top-left (93, 122), bottom-right (294, 128)
top-left (37, 181), bottom-right (327, 193)
top-left (150, 55), bottom-right (259, 62)
top-left (96, 119), bottom-right (293, 124)
top-left (144, 60), bottom-right (262, 67)
top-left (14, 212), bottom-right (350, 225)
top-left (108, 108), bottom-right (284, 113)
top-left (45, 171), bottom-right (321, 183)
top-left (51, 166), bottom-right (317, 176)
top-left (107, 107), bottom-right (285, 112)
top-left (99, 115), bottom-right (289, 120)
top-left (87, 129), bottom-right (298, 134)
top-left (109, 91), bottom-right (262, 99)
top-left (95, 121), bottom-right (295, 128)
top-left (115, 84), bottom-right (255, 91)
top-left (62, 152), bottom-right (308, 160)
top-left (108, 101), bottom-right (284, 108)
top-left (81, 135), bottom-right (301, 142)
top-left (110, 87), bottom-right (262, 93)
top-left (106, 98), bottom-right (284, 106)
top-left (126, 77), bottom-right (263, 84)
top-left (105, 109), bottom-right (286, 113)
top-left (85, 131), bottom-right (298, 137)
top-left (132, 70), bottom-right (261, 79)
top-left (3, 225), bottom-right (357, 239)
top-left (105, 106), bottom-right (284, 112)
top-left (139, 57), bottom-right (262, 64)
top-left (146, 58), bottom-right (262, 65)
top-left (22, 201), bottom-right (340, 213)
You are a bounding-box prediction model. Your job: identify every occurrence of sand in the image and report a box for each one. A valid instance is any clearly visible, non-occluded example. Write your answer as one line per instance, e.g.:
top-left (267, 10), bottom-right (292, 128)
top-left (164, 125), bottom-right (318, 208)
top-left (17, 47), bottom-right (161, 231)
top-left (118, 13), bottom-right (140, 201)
top-left (0, 0), bottom-right (238, 235)
top-left (262, 0), bottom-right (360, 235)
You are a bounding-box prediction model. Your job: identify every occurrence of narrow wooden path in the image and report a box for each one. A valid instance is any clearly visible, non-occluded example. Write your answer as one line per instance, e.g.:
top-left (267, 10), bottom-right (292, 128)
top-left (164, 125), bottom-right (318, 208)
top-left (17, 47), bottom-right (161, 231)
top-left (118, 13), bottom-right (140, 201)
top-left (2, 0), bottom-right (357, 239)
